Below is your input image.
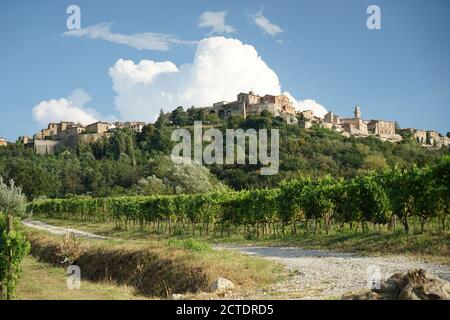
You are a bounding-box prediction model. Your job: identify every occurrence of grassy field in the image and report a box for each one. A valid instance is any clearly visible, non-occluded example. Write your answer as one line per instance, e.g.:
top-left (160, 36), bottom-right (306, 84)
top-left (34, 217), bottom-right (450, 264)
top-left (16, 256), bottom-right (148, 300)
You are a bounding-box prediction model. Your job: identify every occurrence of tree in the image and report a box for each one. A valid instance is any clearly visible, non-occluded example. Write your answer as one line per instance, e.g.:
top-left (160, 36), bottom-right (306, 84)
top-left (204, 112), bottom-right (220, 124)
top-left (360, 154), bottom-right (388, 173)
top-left (240, 116), bottom-right (272, 130)
top-left (59, 156), bottom-right (83, 196)
top-left (3, 159), bottom-right (61, 199)
top-left (135, 175), bottom-right (169, 195)
top-left (170, 106), bottom-right (189, 127)
top-left (260, 110), bottom-right (272, 118)
top-left (150, 126), bottom-right (173, 153)
top-left (0, 178), bottom-right (27, 218)
top-left (145, 156), bottom-right (228, 195)
top-left (169, 163), bottom-right (228, 194)
top-left (155, 109), bottom-right (169, 129)
top-left (272, 116), bottom-right (285, 128)
top-left (187, 106), bottom-right (205, 124)
top-left (227, 115), bottom-right (243, 129)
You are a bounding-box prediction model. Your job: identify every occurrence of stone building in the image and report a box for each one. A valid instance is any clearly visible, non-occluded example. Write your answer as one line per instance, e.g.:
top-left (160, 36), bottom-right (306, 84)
top-left (86, 122), bottom-right (109, 134)
top-left (33, 140), bottom-right (61, 155)
top-left (427, 131), bottom-right (440, 146)
top-left (47, 121), bottom-right (75, 137)
top-left (47, 123), bottom-right (59, 137)
top-left (298, 119), bottom-right (312, 129)
top-left (64, 124), bottom-right (85, 136)
top-left (400, 128), bottom-right (427, 144)
top-left (17, 135), bottom-right (31, 144)
top-left (259, 94), bottom-right (296, 115)
top-left (336, 106), bottom-right (401, 141)
top-left (442, 136), bottom-right (450, 146)
top-left (29, 119), bottom-right (147, 155)
top-left (34, 128), bottom-right (51, 140)
top-left (112, 122), bottom-right (125, 130)
top-left (246, 101), bottom-right (279, 117)
top-left (301, 110), bottom-right (316, 121)
top-left (415, 130), bottom-right (427, 144)
top-left (324, 112), bottom-right (341, 125)
top-left (34, 121), bottom-right (76, 140)
top-left (209, 91), bottom-right (296, 123)
top-left (236, 92), bottom-right (257, 105)
top-left (57, 122), bottom-right (75, 134)
top-left (323, 111), bottom-right (344, 132)
top-left (367, 120), bottom-right (396, 136)
top-left (0, 137), bottom-right (7, 147)
top-left (280, 113), bottom-right (298, 124)
top-left (207, 101), bottom-right (245, 119)
top-left (340, 106), bottom-right (369, 136)
top-left (399, 128), bottom-right (448, 147)
top-left (298, 110), bottom-right (323, 128)
top-left (125, 121), bottom-right (145, 133)
top-left (112, 121), bottom-right (146, 133)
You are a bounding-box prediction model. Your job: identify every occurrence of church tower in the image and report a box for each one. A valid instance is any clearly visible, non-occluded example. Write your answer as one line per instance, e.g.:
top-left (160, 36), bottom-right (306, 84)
top-left (354, 105), bottom-right (361, 119)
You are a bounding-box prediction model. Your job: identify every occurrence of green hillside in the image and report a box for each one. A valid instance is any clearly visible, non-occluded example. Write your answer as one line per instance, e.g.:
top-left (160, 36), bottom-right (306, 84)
top-left (1, 112), bottom-right (448, 199)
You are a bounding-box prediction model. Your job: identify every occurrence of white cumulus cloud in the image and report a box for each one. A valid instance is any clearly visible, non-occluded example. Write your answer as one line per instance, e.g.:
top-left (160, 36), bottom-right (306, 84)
top-left (251, 11), bottom-right (283, 37)
top-left (110, 59), bottom-right (179, 92)
top-left (109, 37), bottom-right (287, 122)
top-left (63, 23), bottom-right (196, 51)
top-left (284, 93), bottom-right (328, 118)
top-left (32, 89), bottom-right (102, 126)
top-left (199, 11), bottom-right (235, 34)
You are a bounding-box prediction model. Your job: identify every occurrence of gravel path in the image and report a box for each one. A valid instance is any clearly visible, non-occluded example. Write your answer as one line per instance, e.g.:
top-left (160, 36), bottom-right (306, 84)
top-left (216, 245), bottom-right (450, 299)
top-left (23, 219), bottom-right (109, 240)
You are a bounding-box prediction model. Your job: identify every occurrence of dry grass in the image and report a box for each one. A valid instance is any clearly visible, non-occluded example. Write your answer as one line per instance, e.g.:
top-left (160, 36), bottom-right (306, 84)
top-left (24, 228), bottom-right (282, 299)
top-left (16, 256), bottom-right (148, 300)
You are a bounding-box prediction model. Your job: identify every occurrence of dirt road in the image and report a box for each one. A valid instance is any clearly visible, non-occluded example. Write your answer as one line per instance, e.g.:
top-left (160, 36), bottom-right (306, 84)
top-left (23, 219), bottom-right (109, 240)
top-left (216, 245), bottom-right (450, 299)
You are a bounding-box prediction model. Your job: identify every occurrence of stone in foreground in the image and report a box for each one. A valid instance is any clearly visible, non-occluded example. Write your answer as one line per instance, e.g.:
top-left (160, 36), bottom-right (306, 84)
top-left (209, 278), bottom-right (235, 292)
top-left (343, 269), bottom-right (450, 300)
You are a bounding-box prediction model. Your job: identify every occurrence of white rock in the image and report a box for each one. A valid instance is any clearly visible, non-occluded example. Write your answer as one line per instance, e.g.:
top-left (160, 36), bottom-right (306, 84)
top-left (209, 277), bottom-right (235, 292)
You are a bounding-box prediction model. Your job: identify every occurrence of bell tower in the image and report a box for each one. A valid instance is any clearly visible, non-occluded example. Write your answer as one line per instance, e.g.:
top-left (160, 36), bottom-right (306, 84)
top-left (354, 105), bottom-right (361, 119)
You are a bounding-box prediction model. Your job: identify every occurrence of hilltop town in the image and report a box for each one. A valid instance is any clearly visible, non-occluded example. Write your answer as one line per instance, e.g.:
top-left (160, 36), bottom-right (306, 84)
top-left (2, 91), bottom-right (449, 154)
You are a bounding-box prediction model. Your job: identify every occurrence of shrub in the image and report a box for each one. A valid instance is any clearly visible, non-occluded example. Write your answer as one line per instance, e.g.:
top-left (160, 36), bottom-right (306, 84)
top-left (0, 178), bottom-right (27, 218)
top-left (0, 178), bottom-right (30, 299)
top-left (0, 213), bottom-right (30, 299)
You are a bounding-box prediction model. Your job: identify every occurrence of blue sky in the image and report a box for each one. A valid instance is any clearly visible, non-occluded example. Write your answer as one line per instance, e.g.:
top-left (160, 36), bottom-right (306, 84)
top-left (0, 0), bottom-right (449, 141)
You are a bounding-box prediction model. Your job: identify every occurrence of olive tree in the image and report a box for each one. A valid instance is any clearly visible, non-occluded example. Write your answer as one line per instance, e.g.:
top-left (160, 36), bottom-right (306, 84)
top-left (0, 177), bottom-right (27, 218)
